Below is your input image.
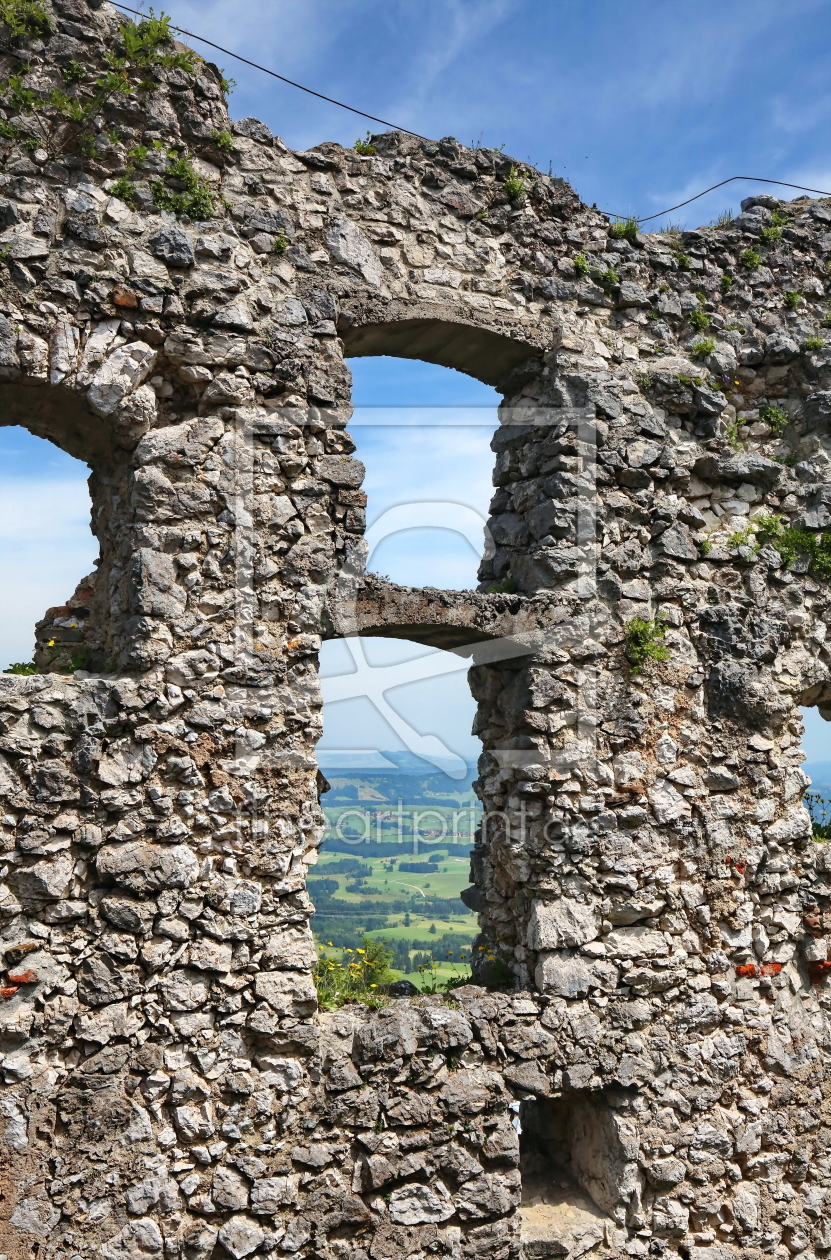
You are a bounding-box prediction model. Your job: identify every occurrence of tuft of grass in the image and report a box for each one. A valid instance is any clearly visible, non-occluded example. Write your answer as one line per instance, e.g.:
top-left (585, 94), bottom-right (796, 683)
top-left (806, 335), bottom-right (825, 351)
top-left (760, 403), bottom-right (789, 435)
top-left (721, 274), bottom-right (735, 292)
top-left (354, 131), bottom-right (377, 156)
top-left (675, 251), bottom-right (691, 270)
top-left (688, 307), bottom-right (710, 331)
top-left (487, 576), bottom-right (518, 594)
top-left (760, 225), bottom-right (782, 243)
top-left (503, 167), bottom-right (527, 200)
top-left (624, 617), bottom-right (670, 675)
top-left (573, 253), bottom-right (589, 276)
top-left (2, 660), bottom-right (37, 675)
top-left (611, 217), bottom-right (638, 241)
top-left (783, 291), bottom-right (802, 309)
top-left (740, 248), bottom-right (761, 270)
top-left (711, 209), bottom-right (734, 227)
top-left (659, 222), bottom-right (683, 239)
top-left (597, 266), bottom-right (620, 286)
top-left (691, 337), bottom-right (716, 359)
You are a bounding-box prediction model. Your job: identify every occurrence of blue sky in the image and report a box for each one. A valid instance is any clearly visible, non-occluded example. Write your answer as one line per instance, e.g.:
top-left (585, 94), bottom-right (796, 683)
top-left (145, 0), bottom-right (831, 229)
top-left (4, 0), bottom-right (831, 766)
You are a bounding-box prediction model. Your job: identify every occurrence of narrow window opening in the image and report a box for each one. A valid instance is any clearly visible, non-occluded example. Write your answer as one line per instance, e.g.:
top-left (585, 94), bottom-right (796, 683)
top-left (313, 357), bottom-right (496, 990)
top-left (0, 426), bottom-right (98, 674)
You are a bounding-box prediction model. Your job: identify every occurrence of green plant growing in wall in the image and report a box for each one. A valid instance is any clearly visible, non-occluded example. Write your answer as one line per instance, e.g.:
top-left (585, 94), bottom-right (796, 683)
top-left (688, 307), bottom-right (710, 331)
top-left (725, 419), bottom-right (745, 451)
top-left (272, 233), bottom-right (288, 255)
top-left (109, 174), bottom-right (137, 204)
top-left (761, 225), bottom-right (782, 243)
top-left (751, 513), bottom-right (831, 581)
top-left (60, 59), bottom-right (86, 85)
top-left (611, 218), bottom-right (638, 241)
top-left (2, 661), bottom-right (37, 675)
top-left (354, 131), bottom-right (377, 155)
top-left (314, 936), bottom-right (394, 1009)
top-left (0, 9), bottom-right (200, 160)
top-left (675, 251), bottom-right (691, 270)
top-left (0, 0), bottom-right (51, 39)
top-left (740, 248), bottom-right (761, 270)
top-left (598, 266), bottom-right (620, 286)
top-left (721, 274), bottom-right (735, 292)
top-left (624, 617), bottom-right (670, 674)
top-left (573, 253), bottom-right (589, 276)
top-left (210, 128), bottom-right (235, 153)
top-left (727, 524), bottom-right (757, 549)
top-left (784, 290), bottom-right (802, 309)
top-left (691, 337), bottom-right (715, 359)
top-left (503, 167), bottom-right (527, 200)
top-left (760, 403), bottom-right (789, 435)
top-left (806, 335), bottom-right (825, 351)
top-left (152, 149), bottom-right (214, 219)
top-left (711, 209), bottom-right (734, 227)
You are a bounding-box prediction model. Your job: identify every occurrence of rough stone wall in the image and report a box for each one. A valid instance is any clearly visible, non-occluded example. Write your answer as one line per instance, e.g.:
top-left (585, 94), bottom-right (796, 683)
top-left (1, 4), bottom-right (831, 1260)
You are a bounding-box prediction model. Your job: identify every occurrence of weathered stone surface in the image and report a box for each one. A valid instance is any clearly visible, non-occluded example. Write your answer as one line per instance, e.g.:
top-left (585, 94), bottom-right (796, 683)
top-left (0, 10), bottom-right (828, 1260)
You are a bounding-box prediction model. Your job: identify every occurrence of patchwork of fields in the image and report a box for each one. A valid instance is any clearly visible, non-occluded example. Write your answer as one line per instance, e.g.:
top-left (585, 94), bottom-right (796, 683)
top-left (311, 758), bottom-right (482, 987)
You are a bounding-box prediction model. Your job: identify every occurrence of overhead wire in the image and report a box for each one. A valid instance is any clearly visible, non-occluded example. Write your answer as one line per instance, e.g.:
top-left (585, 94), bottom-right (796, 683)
top-left (605, 176), bottom-right (831, 225)
top-left (110, 3), bottom-right (831, 223)
top-left (110, 0), bottom-right (429, 140)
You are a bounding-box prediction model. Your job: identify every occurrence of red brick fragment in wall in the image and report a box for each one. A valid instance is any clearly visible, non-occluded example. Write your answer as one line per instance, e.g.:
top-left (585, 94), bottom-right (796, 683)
top-left (112, 286), bottom-right (138, 307)
top-left (735, 964), bottom-right (758, 977)
top-left (7, 969), bottom-right (37, 984)
top-left (0, 987), bottom-right (19, 1000)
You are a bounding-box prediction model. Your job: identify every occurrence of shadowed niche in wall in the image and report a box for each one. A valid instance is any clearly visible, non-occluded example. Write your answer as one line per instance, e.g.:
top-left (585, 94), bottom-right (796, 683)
top-left (519, 1091), bottom-right (643, 1256)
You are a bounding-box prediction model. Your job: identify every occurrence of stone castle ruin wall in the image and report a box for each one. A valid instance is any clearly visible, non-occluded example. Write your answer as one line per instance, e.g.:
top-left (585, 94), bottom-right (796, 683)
top-left (0, 4), bottom-right (830, 1259)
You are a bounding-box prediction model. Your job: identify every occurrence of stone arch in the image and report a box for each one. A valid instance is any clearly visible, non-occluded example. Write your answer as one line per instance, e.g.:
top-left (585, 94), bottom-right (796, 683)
top-left (339, 312), bottom-right (542, 388)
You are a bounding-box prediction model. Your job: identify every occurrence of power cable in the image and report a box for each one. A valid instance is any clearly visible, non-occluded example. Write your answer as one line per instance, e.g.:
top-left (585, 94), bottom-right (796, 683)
top-left (606, 176), bottom-right (831, 225)
top-left (111, 4), bottom-right (831, 223)
top-left (110, 1), bottom-right (429, 140)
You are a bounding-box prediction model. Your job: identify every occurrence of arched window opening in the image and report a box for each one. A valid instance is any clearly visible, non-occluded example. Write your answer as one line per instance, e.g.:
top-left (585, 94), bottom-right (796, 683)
top-left (314, 358), bottom-right (497, 991)
top-left (0, 426), bottom-right (98, 675)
